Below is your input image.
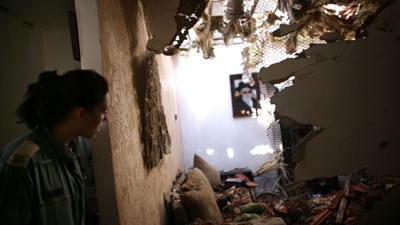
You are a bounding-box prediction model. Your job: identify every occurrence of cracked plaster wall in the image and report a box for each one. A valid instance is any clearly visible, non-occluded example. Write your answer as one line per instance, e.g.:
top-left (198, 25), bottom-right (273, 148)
top-left (94, 0), bottom-right (184, 224)
top-left (259, 1), bottom-right (400, 181)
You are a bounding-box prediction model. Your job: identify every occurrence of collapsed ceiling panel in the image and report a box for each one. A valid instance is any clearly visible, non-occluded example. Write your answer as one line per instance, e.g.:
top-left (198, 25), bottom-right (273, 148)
top-left (259, 0), bottom-right (400, 181)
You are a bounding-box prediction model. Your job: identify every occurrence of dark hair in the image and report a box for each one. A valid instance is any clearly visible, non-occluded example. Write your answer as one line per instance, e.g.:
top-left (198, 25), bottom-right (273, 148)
top-left (236, 82), bottom-right (253, 92)
top-left (16, 69), bottom-right (109, 129)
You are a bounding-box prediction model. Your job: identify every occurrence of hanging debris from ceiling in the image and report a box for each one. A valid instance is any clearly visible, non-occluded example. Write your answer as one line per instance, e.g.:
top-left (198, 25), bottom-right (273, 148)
top-left (163, 0), bottom-right (211, 56)
top-left (182, 0), bottom-right (383, 60)
top-left (193, 0), bottom-right (216, 59)
top-left (260, 0), bottom-right (385, 56)
top-left (189, 0), bottom-right (258, 59)
top-left (225, 0), bottom-right (246, 20)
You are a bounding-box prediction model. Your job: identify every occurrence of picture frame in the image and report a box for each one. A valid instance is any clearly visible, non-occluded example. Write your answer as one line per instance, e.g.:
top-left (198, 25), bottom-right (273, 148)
top-left (230, 73), bottom-right (261, 118)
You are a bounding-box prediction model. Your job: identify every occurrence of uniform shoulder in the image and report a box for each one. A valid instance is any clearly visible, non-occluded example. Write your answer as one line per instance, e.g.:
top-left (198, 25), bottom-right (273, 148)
top-left (7, 140), bottom-right (40, 167)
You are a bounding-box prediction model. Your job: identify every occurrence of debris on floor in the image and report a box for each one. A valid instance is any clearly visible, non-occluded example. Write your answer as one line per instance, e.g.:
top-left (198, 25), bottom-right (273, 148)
top-left (274, 172), bottom-right (400, 225)
top-left (211, 171), bottom-right (399, 224)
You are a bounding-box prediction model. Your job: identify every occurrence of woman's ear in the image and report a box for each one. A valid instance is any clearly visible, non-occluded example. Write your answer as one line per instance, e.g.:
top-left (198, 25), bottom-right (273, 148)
top-left (71, 107), bottom-right (86, 120)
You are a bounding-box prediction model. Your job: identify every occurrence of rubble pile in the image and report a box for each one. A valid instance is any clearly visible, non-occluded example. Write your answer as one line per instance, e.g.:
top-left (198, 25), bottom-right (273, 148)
top-left (283, 174), bottom-right (400, 225)
top-left (194, 172), bottom-right (400, 225)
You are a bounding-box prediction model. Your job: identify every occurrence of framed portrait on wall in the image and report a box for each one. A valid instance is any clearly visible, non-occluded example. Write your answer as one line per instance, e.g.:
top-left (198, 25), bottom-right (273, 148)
top-left (230, 73), bottom-right (261, 118)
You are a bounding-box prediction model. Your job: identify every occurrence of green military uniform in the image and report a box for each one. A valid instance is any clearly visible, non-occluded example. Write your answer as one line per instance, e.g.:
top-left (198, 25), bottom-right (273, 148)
top-left (0, 127), bottom-right (85, 225)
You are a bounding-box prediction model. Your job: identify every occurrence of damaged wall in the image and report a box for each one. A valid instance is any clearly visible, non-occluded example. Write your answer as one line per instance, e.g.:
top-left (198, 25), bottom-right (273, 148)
top-left (259, 1), bottom-right (400, 182)
top-left (94, 0), bottom-right (184, 224)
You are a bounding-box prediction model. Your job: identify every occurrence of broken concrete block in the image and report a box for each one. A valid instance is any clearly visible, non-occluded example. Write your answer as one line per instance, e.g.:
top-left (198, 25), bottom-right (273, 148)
top-left (260, 35), bottom-right (400, 181)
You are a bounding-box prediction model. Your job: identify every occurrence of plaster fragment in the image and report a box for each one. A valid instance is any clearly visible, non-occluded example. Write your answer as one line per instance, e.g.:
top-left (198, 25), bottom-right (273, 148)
top-left (261, 36), bottom-right (400, 181)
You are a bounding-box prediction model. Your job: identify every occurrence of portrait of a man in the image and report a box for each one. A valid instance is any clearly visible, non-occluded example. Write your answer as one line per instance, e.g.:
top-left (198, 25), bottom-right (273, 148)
top-left (230, 74), bottom-right (261, 118)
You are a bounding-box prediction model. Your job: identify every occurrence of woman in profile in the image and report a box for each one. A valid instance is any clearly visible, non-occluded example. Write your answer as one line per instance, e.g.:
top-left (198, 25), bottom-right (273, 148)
top-left (0, 69), bottom-right (109, 225)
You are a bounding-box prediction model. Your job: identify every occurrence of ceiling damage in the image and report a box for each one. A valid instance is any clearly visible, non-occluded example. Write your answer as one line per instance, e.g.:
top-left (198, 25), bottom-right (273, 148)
top-left (144, 0), bottom-right (400, 182)
top-left (147, 0), bottom-right (383, 58)
top-left (147, 0), bottom-right (387, 87)
top-left (259, 0), bottom-right (400, 181)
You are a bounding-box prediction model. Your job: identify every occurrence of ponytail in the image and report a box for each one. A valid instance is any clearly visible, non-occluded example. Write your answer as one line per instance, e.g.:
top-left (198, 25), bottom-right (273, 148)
top-left (16, 71), bottom-right (61, 129)
top-left (16, 69), bottom-right (108, 129)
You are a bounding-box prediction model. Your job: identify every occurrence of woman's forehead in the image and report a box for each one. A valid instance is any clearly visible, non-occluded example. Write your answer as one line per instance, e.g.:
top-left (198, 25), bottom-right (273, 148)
top-left (96, 93), bottom-right (110, 111)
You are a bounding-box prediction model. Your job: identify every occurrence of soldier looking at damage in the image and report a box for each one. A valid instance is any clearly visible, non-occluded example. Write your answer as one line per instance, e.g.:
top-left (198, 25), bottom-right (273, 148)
top-left (0, 69), bottom-right (109, 225)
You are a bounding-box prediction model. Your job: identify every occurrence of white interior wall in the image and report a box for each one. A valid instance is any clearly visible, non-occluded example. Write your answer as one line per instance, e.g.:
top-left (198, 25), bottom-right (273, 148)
top-left (74, 0), bottom-right (102, 71)
top-left (74, 0), bottom-right (119, 224)
top-left (176, 44), bottom-right (276, 172)
top-left (43, 28), bottom-right (80, 73)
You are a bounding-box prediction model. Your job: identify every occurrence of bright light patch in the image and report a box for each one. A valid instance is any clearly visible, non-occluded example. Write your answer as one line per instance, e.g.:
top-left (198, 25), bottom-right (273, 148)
top-left (274, 9), bottom-right (290, 25)
top-left (257, 99), bottom-right (276, 125)
top-left (206, 148), bottom-right (215, 155)
top-left (227, 148), bottom-right (234, 158)
top-left (185, 76), bottom-right (220, 120)
top-left (323, 4), bottom-right (360, 20)
top-left (249, 145), bottom-right (274, 155)
top-left (274, 76), bottom-right (295, 91)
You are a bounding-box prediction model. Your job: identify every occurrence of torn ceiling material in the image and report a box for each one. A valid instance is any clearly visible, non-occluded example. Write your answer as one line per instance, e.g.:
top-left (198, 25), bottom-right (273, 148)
top-left (145, 0), bottom-right (211, 55)
top-left (272, 0), bottom-right (385, 40)
top-left (259, 0), bottom-right (400, 182)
